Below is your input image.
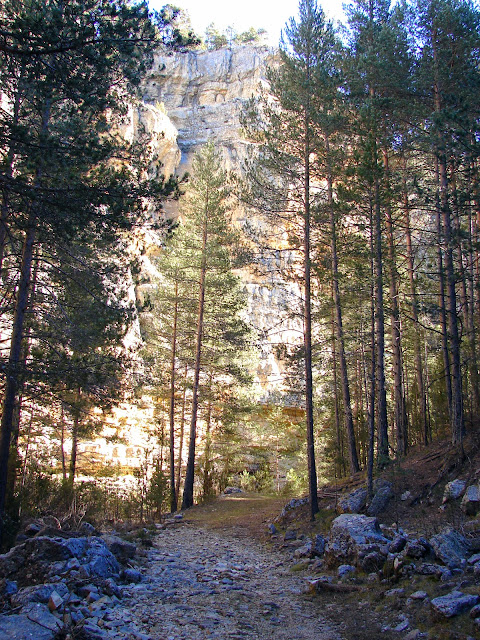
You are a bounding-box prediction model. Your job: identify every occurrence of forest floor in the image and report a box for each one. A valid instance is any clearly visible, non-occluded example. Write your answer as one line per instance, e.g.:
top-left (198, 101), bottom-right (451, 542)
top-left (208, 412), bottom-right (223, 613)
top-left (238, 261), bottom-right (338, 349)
top-left (116, 494), bottom-right (407, 640)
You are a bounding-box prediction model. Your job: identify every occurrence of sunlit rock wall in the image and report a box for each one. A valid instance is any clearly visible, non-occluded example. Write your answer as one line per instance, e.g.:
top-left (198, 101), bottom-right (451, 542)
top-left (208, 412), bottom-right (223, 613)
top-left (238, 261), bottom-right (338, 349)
top-left (136, 44), bottom-right (302, 401)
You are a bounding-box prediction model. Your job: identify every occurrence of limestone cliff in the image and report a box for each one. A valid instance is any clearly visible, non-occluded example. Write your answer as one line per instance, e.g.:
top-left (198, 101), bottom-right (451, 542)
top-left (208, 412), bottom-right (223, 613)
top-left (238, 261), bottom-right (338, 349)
top-left (142, 44), bottom-right (275, 174)
top-left (133, 43), bottom-right (301, 401)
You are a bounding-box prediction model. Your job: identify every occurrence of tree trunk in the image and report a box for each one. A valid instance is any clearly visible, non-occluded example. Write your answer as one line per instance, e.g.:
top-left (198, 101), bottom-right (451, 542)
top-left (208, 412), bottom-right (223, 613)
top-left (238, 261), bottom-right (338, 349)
top-left (373, 153), bottom-right (389, 463)
top-left (69, 412), bottom-right (79, 489)
top-left (432, 33), bottom-right (464, 446)
top-left (384, 151), bottom-right (407, 456)
top-left (303, 90), bottom-right (318, 520)
top-left (327, 137), bottom-right (360, 474)
top-left (0, 222), bottom-right (36, 541)
top-left (169, 281), bottom-right (178, 513)
top-left (175, 364), bottom-right (188, 498)
top-left (202, 382), bottom-right (213, 499)
top-left (182, 201), bottom-right (209, 510)
top-left (0, 96), bottom-right (51, 542)
top-left (402, 155), bottom-right (429, 445)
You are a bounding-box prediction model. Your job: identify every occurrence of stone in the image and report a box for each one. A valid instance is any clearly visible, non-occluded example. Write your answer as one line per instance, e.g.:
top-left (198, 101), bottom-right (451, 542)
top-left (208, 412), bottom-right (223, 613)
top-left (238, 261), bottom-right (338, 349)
top-left (11, 582), bottom-right (69, 607)
top-left (284, 529), bottom-right (297, 541)
top-left (367, 483), bottom-right (394, 516)
top-left (443, 479), bottom-right (466, 503)
top-left (337, 564), bottom-right (356, 578)
top-left (359, 551), bottom-right (385, 572)
top-left (103, 535), bottom-right (136, 563)
top-left (325, 513), bottom-right (389, 567)
top-left (388, 535), bottom-right (407, 553)
top-left (393, 617), bottom-right (409, 632)
top-left (462, 485), bottom-right (480, 516)
top-left (405, 539), bottom-right (429, 559)
top-left (401, 491), bottom-right (412, 501)
top-left (84, 538), bottom-right (120, 578)
top-left (22, 603), bottom-right (63, 632)
top-left (79, 522), bottom-right (97, 536)
top-left (431, 590), bottom-right (479, 618)
top-left (338, 487), bottom-right (368, 514)
top-left (470, 604), bottom-right (480, 618)
top-left (410, 590), bottom-right (428, 600)
top-left (313, 534), bottom-right (325, 556)
top-left (24, 522), bottom-right (43, 537)
top-left (414, 563), bottom-right (444, 576)
top-left (468, 553), bottom-right (480, 565)
top-left (267, 524), bottom-right (277, 535)
top-left (280, 497), bottom-right (308, 517)
top-left (430, 528), bottom-right (470, 569)
top-left (385, 588), bottom-right (405, 597)
top-left (48, 590), bottom-right (64, 612)
top-left (63, 537), bottom-right (89, 559)
top-left (3, 580), bottom-right (17, 595)
top-left (121, 568), bottom-right (142, 583)
top-left (0, 613), bottom-right (59, 640)
top-left (293, 540), bottom-right (313, 559)
top-left (223, 487), bottom-right (243, 494)
top-left (77, 583), bottom-right (99, 598)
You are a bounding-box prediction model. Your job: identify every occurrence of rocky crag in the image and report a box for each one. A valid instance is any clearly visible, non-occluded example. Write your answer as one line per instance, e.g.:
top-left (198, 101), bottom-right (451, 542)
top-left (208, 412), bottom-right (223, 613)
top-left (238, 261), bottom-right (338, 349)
top-left (136, 44), bottom-right (300, 400)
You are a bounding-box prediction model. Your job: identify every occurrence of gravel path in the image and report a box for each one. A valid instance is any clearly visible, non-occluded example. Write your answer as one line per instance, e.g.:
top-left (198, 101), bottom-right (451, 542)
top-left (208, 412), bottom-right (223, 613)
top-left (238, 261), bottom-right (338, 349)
top-left (112, 522), bottom-right (343, 640)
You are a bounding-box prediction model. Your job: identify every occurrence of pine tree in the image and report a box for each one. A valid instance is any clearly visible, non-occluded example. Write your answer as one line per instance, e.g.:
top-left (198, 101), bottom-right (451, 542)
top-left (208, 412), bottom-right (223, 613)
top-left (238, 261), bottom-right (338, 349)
top-left (0, 0), bottom-right (166, 541)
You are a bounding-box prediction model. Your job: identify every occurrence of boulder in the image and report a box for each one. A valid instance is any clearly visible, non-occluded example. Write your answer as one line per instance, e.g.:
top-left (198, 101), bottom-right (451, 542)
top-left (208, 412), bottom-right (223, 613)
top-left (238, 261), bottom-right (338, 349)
top-left (293, 540), bottom-right (313, 559)
top-left (338, 564), bottom-right (356, 578)
top-left (284, 529), bottom-right (297, 541)
top-left (11, 582), bottom-right (69, 608)
top-left (461, 485), bottom-right (480, 516)
top-left (24, 536), bottom-right (73, 563)
top-left (121, 568), bottom-right (142, 583)
top-left (103, 535), bottom-right (136, 563)
top-left (313, 534), bottom-right (326, 556)
top-left (359, 550), bottom-right (385, 572)
top-left (442, 479), bottom-right (466, 503)
top-left (429, 528), bottom-right (470, 569)
top-left (324, 514), bottom-right (388, 567)
top-left (414, 563), bottom-right (446, 577)
top-left (338, 487), bottom-right (368, 514)
top-left (405, 539), bottom-right (430, 559)
top-left (84, 539), bottom-right (120, 579)
top-left (388, 535), bottom-right (407, 553)
top-left (280, 497), bottom-right (308, 517)
top-left (223, 487), bottom-right (243, 495)
top-left (79, 522), bottom-right (97, 536)
top-left (431, 590), bottom-right (479, 618)
top-left (367, 483), bottom-right (394, 516)
top-left (0, 545), bottom-right (26, 578)
top-left (0, 608), bottom-right (61, 640)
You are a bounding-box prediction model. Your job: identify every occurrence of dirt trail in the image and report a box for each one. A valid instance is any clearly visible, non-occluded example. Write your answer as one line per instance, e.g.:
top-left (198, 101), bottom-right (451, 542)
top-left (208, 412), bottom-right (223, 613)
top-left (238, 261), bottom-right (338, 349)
top-left (116, 495), bottom-right (344, 640)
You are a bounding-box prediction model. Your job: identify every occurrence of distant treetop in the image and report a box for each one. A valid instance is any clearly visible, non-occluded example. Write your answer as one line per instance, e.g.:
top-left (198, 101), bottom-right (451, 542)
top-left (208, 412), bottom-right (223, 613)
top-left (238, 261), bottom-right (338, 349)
top-left (154, 4), bottom-right (201, 51)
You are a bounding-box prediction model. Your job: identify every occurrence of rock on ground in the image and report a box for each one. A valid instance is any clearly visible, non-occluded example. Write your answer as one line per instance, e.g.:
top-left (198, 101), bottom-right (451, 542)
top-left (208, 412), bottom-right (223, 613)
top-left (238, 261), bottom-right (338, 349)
top-left (120, 524), bottom-right (342, 640)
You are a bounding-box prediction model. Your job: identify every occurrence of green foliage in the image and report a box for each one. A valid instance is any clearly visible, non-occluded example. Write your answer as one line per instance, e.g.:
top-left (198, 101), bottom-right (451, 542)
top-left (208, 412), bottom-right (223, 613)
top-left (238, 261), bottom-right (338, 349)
top-left (155, 4), bottom-right (201, 50)
top-left (204, 24), bottom-right (267, 49)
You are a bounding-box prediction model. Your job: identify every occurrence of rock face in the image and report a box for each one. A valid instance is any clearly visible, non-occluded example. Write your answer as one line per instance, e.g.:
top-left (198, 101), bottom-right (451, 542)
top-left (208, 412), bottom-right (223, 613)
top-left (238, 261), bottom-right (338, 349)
top-left (137, 45), bottom-right (302, 402)
top-left (142, 45), bottom-right (276, 175)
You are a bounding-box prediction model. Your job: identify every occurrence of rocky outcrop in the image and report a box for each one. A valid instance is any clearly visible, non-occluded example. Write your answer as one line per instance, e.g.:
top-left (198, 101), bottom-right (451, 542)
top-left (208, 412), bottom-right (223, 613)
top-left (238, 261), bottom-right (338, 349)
top-left (142, 45), bottom-right (276, 175)
top-left (324, 514), bottom-right (389, 568)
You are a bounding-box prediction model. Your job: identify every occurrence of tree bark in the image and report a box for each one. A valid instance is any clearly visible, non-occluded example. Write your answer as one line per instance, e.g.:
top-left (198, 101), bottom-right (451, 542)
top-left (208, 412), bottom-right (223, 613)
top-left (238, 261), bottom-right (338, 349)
top-left (402, 156), bottom-right (429, 445)
top-left (383, 151), bottom-right (407, 456)
top-left (182, 197), bottom-right (209, 510)
top-left (169, 280), bottom-right (178, 513)
top-left (327, 136), bottom-right (360, 474)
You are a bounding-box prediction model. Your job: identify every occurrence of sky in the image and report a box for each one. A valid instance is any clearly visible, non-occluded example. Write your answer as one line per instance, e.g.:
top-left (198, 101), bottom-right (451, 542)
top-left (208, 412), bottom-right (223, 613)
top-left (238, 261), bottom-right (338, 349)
top-left (148, 0), bottom-right (346, 46)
